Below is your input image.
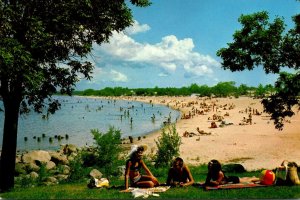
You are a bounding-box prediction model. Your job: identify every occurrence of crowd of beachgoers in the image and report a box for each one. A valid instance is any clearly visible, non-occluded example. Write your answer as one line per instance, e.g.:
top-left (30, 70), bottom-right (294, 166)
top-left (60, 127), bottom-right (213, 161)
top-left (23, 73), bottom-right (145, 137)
top-left (112, 96), bottom-right (300, 171)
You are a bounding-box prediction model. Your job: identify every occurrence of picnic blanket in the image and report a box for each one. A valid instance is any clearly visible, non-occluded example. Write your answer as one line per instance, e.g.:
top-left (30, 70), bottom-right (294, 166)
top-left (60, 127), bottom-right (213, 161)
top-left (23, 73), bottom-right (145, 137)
top-left (205, 182), bottom-right (269, 190)
top-left (126, 186), bottom-right (171, 198)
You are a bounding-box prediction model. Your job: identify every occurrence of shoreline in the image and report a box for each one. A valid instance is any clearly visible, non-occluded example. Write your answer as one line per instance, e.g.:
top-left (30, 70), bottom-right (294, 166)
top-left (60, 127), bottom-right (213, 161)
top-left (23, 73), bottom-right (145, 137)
top-left (109, 95), bottom-right (300, 171)
top-left (9, 95), bottom-right (300, 172)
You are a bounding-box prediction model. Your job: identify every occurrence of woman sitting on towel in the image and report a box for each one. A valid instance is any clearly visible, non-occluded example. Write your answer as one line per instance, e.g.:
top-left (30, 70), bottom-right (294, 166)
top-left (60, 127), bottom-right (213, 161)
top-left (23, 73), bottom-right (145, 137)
top-left (204, 159), bottom-right (259, 186)
top-left (166, 157), bottom-right (194, 187)
top-left (123, 145), bottom-right (159, 191)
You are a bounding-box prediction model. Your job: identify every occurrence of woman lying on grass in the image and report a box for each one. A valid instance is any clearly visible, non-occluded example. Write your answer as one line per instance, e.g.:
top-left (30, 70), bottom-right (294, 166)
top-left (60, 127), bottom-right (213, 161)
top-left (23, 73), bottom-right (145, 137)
top-left (204, 159), bottom-right (260, 187)
top-left (121, 145), bottom-right (159, 192)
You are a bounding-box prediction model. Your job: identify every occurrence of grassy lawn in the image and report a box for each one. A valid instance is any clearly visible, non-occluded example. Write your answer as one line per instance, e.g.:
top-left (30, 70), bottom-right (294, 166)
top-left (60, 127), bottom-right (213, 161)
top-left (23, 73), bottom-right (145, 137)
top-left (1, 182), bottom-right (300, 199)
top-left (1, 165), bottom-right (300, 199)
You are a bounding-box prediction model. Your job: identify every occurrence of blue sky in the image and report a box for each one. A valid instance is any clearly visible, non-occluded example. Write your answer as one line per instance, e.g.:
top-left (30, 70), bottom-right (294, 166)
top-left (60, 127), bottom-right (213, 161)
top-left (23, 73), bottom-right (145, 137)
top-left (76, 0), bottom-right (299, 90)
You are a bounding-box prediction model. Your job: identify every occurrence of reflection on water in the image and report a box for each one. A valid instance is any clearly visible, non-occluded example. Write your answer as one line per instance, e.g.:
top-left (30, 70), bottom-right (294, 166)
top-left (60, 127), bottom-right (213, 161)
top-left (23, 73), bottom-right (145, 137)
top-left (0, 96), bottom-right (180, 151)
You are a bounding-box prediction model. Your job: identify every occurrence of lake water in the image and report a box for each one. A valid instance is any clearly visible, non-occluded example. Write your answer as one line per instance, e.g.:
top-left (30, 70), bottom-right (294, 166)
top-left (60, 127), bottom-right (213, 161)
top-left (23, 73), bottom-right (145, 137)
top-left (0, 96), bottom-right (180, 151)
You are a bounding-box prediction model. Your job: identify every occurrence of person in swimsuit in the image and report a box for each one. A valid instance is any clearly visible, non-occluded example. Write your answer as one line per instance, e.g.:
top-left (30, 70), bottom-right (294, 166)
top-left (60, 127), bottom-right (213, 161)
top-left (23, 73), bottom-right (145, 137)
top-left (123, 145), bottom-right (159, 191)
top-left (166, 157), bottom-right (194, 187)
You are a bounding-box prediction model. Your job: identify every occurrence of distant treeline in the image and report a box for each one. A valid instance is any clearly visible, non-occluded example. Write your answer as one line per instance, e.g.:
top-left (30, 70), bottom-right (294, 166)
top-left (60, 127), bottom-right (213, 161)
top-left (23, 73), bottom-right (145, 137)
top-left (73, 81), bottom-right (276, 98)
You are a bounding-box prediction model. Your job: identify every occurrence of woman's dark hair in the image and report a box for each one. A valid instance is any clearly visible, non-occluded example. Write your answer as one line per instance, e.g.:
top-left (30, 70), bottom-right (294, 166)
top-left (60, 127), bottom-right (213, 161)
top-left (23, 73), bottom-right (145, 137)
top-left (137, 146), bottom-right (145, 152)
top-left (172, 157), bottom-right (184, 168)
top-left (208, 159), bottom-right (222, 173)
top-left (130, 146), bottom-right (145, 160)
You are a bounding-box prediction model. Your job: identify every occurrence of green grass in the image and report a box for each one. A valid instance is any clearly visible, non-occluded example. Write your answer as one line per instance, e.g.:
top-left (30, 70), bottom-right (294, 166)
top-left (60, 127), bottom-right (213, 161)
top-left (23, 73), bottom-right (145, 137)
top-left (1, 165), bottom-right (300, 199)
top-left (2, 182), bottom-right (300, 199)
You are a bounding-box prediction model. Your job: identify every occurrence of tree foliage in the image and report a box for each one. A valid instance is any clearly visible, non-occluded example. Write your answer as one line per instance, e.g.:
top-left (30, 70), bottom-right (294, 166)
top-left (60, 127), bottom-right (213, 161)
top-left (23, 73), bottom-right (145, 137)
top-left (217, 9), bottom-right (300, 130)
top-left (0, 0), bottom-right (150, 191)
top-left (91, 127), bottom-right (123, 176)
top-left (261, 72), bottom-right (300, 130)
top-left (73, 82), bottom-right (275, 98)
top-left (211, 81), bottom-right (237, 97)
top-left (154, 125), bottom-right (181, 167)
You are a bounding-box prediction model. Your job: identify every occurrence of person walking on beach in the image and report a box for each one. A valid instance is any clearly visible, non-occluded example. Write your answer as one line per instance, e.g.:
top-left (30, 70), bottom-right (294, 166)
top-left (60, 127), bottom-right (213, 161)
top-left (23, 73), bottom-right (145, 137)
top-left (248, 113), bottom-right (252, 125)
top-left (122, 145), bottom-right (159, 191)
top-left (166, 157), bottom-right (194, 187)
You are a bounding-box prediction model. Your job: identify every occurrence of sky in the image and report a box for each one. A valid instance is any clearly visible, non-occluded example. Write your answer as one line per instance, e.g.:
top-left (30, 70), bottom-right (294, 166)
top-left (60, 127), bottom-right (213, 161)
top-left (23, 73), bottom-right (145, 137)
top-left (76, 0), bottom-right (299, 90)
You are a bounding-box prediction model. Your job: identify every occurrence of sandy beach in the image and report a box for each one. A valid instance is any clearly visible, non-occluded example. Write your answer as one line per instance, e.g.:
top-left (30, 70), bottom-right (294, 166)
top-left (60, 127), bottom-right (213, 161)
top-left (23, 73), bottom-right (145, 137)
top-left (115, 96), bottom-right (300, 171)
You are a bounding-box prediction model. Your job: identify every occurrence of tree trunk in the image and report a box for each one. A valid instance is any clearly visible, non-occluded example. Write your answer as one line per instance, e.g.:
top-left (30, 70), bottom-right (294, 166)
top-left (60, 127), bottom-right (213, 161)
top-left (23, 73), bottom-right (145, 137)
top-left (0, 95), bottom-right (20, 192)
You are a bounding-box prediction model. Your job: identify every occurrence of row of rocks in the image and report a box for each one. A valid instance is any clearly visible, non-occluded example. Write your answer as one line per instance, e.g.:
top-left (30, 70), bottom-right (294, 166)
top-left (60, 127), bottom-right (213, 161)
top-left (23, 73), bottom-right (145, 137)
top-left (14, 144), bottom-right (102, 186)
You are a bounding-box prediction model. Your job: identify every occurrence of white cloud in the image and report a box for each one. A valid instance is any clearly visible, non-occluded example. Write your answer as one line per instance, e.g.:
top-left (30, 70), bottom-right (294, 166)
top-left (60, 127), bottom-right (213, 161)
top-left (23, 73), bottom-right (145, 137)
top-left (110, 70), bottom-right (128, 82)
top-left (86, 67), bottom-right (104, 84)
top-left (184, 63), bottom-right (214, 77)
top-left (83, 67), bottom-right (129, 85)
top-left (158, 72), bottom-right (169, 77)
top-left (94, 21), bottom-right (220, 78)
top-left (160, 62), bottom-right (177, 71)
top-left (125, 20), bottom-right (150, 35)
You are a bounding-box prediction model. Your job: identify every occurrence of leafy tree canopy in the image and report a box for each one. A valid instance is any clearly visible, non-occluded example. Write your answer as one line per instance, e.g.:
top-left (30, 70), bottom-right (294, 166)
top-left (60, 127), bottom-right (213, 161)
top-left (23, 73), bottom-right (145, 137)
top-left (217, 8), bottom-right (300, 130)
top-left (0, 0), bottom-right (150, 191)
top-left (0, 0), bottom-right (150, 114)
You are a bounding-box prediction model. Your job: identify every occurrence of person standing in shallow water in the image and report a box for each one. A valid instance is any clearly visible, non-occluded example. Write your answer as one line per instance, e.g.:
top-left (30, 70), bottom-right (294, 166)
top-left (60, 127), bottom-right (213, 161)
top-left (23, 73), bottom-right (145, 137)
top-left (122, 145), bottom-right (159, 191)
top-left (166, 157), bottom-right (194, 187)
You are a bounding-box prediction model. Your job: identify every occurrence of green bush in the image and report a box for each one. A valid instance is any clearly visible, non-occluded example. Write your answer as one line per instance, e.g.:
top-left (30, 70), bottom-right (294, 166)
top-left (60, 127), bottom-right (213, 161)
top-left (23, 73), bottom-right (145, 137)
top-left (80, 150), bottom-right (98, 167)
top-left (68, 153), bottom-right (90, 182)
top-left (91, 127), bottom-right (123, 176)
top-left (16, 163), bottom-right (50, 187)
top-left (16, 176), bottom-right (36, 188)
top-left (154, 125), bottom-right (181, 167)
top-left (37, 163), bottom-right (50, 184)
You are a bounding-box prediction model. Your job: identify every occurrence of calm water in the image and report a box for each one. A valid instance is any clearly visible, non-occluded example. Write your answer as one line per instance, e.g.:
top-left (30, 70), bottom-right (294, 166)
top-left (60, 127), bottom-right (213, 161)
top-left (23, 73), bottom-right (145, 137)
top-left (0, 96), bottom-right (180, 151)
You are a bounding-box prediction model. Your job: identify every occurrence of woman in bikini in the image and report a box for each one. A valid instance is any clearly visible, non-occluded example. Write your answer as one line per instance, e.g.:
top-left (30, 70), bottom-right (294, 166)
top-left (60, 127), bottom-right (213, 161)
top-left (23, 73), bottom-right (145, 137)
top-left (123, 145), bottom-right (159, 191)
top-left (166, 157), bottom-right (194, 187)
top-left (204, 159), bottom-right (259, 187)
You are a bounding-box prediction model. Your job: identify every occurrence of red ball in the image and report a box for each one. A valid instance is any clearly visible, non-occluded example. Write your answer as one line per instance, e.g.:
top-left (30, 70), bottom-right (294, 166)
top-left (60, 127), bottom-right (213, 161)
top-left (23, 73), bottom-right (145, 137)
top-left (260, 170), bottom-right (275, 185)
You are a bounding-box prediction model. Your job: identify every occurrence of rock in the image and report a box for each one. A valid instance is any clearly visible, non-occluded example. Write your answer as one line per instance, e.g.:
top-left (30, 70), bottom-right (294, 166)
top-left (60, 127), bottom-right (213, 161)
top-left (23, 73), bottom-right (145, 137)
top-left (89, 169), bottom-right (102, 179)
top-left (223, 163), bottom-right (246, 173)
top-left (22, 150), bottom-right (51, 164)
top-left (61, 165), bottom-right (70, 175)
top-left (55, 174), bottom-right (68, 181)
top-left (16, 154), bottom-right (22, 163)
top-left (62, 144), bottom-right (78, 155)
top-left (45, 161), bottom-right (56, 170)
top-left (67, 152), bottom-right (78, 162)
top-left (29, 171), bottom-right (39, 179)
top-left (49, 152), bottom-right (69, 165)
top-left (25, 162), bottom-right (40, 172)
top-left (15, 163), bottom-right (27, 175)
top-left (42, 181), bottom-right (57, 186)
top-left (44, 176), bottom-right (58, 184)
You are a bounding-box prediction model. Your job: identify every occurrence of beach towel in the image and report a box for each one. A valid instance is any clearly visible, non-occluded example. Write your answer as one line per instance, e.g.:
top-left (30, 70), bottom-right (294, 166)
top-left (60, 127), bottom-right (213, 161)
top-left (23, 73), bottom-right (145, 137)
top-left (205, 182), bottom-right (268, 190)
top-left (126, 186), bottom-right (171, 198)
